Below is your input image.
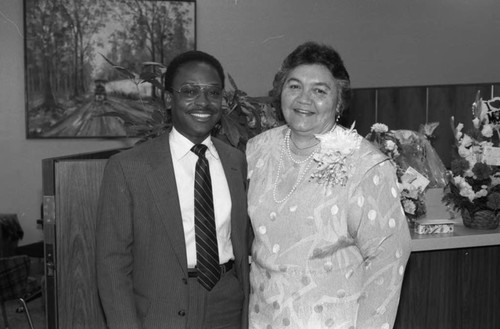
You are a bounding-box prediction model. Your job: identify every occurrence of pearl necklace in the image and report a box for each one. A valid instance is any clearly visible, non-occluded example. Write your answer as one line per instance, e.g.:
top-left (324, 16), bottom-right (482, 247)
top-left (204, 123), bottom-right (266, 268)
top-left (273, 125), bottom-right (338, 204)
top-left (285, 129), bottom-right (318, 164)
top-left (273, 130), bottom-right (317, 204)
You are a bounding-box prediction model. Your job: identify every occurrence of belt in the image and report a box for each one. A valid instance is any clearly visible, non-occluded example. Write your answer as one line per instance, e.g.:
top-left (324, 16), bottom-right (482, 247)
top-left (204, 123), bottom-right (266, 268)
top-left (187, 260), bottom-right (234, 278)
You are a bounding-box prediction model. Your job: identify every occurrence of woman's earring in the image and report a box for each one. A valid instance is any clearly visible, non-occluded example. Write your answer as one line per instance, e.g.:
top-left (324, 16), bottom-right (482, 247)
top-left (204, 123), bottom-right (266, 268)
top-left (335, 104), bottom-right (341, 122)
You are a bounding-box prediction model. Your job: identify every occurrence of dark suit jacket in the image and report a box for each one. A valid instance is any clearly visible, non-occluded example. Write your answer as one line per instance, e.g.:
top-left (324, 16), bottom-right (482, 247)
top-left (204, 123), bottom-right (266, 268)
top-left (96, 132), bottom-right (250, 329)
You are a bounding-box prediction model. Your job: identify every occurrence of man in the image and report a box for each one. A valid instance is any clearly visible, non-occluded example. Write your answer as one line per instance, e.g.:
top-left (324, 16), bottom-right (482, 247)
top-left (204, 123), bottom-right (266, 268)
top-left (96, 50), bottom-right (249, 329)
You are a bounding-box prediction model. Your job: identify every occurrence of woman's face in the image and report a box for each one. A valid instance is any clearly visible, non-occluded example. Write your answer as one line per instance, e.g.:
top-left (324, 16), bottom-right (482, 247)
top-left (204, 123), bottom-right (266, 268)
top-left (281, 64), bottom-right (338, 136)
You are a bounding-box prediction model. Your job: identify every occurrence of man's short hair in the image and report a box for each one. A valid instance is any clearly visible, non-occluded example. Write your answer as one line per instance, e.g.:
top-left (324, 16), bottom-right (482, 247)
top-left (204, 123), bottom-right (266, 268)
top-left (164, 50), bottom-right (225, 91)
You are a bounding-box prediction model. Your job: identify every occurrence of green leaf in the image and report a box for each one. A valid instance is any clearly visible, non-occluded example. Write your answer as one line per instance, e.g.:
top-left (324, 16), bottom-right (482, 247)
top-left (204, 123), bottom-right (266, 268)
top-left (99, 53), bottom-right (118, 67)
top-left (227, 73), bottom-right (239, 91)
top-left (220, 115), bottom-right (241, 147)
top-left (147, 79), bottom-right (165, 91)
top-left (99, 52), bottom-right (136, 79)
top-left (151, 110), bottom-right (167, 123)
top-left (114, 67), bottom-right (136, 80)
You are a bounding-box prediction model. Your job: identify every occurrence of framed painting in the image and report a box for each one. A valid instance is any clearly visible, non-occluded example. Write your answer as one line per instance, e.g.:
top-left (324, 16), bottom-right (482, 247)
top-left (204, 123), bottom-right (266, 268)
top-left (24, 0), bottom-right (196, 138)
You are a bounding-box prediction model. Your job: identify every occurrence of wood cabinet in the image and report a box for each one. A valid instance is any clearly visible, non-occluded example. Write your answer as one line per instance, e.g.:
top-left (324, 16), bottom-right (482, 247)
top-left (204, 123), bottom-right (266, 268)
top-left (395, 227), bottom-right (500, 329)
top-left (42, 150), bottom-right (121, 329)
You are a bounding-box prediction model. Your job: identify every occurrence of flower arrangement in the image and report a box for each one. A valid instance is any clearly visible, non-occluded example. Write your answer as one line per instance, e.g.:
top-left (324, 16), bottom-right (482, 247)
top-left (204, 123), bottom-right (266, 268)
top-left (442, 91), bottom-right (500, 229)
top-left (365, 123), bottom-right (404, 177)
top-left (365, 123), bottom-right (431, 223)
top-left (310, 123), bottom-right (361, 189)
top-left (399, 181), bottom-right (427, 221)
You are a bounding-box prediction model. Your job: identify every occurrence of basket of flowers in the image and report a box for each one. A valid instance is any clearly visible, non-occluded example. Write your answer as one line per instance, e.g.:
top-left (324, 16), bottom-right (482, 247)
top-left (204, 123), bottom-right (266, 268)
top-left (442, 91), bottom-right (500, 230)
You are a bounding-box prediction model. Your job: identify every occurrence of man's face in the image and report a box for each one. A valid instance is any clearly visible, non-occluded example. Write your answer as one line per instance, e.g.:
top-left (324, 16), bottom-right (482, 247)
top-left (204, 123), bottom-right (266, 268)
top-left (170, 61), bottom-right (223, 144)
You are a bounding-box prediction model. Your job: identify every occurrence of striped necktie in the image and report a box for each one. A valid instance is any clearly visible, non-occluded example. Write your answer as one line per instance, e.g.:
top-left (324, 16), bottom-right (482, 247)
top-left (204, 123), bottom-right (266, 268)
top-left (191, 144), bottom-right (220, 290)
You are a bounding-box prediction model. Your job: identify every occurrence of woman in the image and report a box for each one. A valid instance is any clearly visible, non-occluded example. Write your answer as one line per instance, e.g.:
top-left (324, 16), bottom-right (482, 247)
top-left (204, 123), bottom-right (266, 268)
top-left (246, 42), bottom-right (411, 329)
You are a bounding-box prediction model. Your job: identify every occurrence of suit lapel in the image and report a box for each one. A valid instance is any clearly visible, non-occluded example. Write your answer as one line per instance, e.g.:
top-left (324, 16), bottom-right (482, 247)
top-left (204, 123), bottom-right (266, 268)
top-left (143, 135), bottom-right (245, 273)
top-left (214, 140), bottom-right (244, 262)
top-left (144, 133), bottom-right (188, 272)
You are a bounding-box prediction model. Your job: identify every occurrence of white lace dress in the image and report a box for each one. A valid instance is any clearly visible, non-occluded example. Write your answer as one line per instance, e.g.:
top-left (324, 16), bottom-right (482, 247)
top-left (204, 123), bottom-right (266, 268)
top-left (246, 126), bottom-right (411, 329)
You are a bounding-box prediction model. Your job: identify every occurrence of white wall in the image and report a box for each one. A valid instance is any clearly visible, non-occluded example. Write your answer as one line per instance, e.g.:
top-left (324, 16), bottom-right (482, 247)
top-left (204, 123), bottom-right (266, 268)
top-left (198, 0), bottom-right (500, 95)
top-left (1, 0), bottom-right (500, 245)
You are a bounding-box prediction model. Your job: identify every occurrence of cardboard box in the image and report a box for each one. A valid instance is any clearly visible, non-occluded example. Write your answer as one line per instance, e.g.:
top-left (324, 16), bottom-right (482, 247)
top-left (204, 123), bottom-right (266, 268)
top-left (414, 219), bottom-right (455, 234)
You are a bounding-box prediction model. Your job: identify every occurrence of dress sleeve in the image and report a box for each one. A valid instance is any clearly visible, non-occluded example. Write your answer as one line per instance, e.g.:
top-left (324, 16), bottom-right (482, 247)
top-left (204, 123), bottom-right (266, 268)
top-left (348, 159), bottom-right (412, 328)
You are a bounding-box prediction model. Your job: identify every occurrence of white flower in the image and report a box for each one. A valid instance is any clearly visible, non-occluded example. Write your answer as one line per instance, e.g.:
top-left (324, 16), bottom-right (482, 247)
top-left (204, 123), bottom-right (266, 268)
top-left (457, 144), bottom-right (471, 158)
top-left (311, 124), bottom-right (361, 189)
top-left (472, 118), bottom-right (480, 129)
top-left (481, 102), bottom-right (490, 122)
top-left (480, 140), bottom-right (494, 148)
top-left (371, 123), bottom-right (389, 133)
top-left (460, 134), bottom-right (473, 148)
top-left (400, 182), bottom-right (419, 199)
top-left (475, 188), bottom-right (488, 199)
top-left (402, 199), bottom-right (416, 215)
top-left (454, 176), bottom-right (476, 201)
top-left (315, 127), bottom-right (360, 157)
top-left (455, 123), bottom-right (464, 140)
top-left (385, 140), bottom-right (396, 151)
top-left (457, 143), bottom-right (478, 169)
top-left (482, 124), bottom-right (494, 138)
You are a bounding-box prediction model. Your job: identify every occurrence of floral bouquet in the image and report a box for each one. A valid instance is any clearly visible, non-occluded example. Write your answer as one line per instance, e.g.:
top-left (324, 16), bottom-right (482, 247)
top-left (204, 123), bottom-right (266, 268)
top-left (366, 123), bottom-right (436, 224)
top-left (310, 122), bottom-right (361, 189)
top-left (365, 123), bottom-right (405, 177)
top-left (399, 181), bottom-right (427, 221)
top-left (442, 91), bottom-right (500, 229)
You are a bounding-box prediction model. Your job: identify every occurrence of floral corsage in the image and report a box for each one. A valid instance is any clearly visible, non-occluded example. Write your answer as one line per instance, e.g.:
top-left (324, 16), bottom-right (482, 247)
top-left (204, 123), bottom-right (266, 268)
top-left (310, 123), bottom-right (361, 189)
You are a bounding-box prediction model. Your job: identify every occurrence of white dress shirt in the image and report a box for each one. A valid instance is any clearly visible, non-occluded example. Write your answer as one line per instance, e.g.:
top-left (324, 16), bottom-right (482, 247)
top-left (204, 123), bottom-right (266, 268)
top-left (169, 127), bottom-right (234, 267)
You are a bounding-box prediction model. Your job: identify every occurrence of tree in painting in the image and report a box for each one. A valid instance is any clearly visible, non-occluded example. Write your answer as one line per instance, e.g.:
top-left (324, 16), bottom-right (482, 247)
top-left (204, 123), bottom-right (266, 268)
top-left (25, 0), bottom-right (195, 138)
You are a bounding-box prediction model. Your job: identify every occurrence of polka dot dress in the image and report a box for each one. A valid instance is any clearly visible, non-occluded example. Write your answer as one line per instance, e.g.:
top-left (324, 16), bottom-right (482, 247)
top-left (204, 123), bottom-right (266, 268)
top-left (246, 126), bottom-right (411, 329)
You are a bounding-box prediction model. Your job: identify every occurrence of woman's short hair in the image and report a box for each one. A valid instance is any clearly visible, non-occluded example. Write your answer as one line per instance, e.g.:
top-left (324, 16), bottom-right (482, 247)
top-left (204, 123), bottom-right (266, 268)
top-left (164, 50), bottom-right (225, 91)
top-left (270, 41), bottom-right (351, 116)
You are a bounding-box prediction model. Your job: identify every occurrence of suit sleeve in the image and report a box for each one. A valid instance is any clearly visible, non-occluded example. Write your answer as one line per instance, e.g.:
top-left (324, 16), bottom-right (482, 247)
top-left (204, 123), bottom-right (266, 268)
top-left (96, 156), bottom-right (142, 329)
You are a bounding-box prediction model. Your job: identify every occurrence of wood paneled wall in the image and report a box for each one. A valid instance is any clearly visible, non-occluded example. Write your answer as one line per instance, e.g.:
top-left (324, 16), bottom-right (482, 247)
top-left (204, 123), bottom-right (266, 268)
top-left (343, 83), bottom-right (500, 168)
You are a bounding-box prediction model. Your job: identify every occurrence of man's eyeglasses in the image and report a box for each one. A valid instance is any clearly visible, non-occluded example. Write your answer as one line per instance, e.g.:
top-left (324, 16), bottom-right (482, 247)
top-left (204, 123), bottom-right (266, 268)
top-left (170, 84), bottom-right (223, 102)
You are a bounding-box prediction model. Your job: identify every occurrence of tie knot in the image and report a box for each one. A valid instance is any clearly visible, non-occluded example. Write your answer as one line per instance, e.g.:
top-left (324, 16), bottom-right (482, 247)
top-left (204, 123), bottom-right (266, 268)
top-left (191, 144), bottom-right (208, 157)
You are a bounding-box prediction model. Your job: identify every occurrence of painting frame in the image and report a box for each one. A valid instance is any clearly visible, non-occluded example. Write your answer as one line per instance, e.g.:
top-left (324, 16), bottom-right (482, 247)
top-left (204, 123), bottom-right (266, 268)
top-left (24, 0), bottom-right (196, 139)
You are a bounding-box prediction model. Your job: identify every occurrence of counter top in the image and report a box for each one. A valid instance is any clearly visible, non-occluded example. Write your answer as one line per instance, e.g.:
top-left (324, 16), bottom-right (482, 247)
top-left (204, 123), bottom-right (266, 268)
top-left (411, 219), bottom-right (500, 252)
top-left (409, 188), bottom-right (500, 251)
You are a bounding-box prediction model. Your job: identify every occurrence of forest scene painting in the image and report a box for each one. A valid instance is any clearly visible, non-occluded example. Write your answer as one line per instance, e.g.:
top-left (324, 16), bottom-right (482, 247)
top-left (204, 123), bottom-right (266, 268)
top-left (24, 0), bottom-right (195, 138)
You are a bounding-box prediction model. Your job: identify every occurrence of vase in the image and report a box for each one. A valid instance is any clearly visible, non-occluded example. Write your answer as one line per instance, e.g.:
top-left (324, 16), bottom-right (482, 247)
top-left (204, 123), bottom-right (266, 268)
top-left (461, 209), bottom-right (500, 230)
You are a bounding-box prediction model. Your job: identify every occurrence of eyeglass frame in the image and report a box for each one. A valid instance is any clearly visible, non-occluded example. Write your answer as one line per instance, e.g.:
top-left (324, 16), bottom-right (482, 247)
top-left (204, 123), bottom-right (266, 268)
top-left (169, 83), bottom-right (224, 102)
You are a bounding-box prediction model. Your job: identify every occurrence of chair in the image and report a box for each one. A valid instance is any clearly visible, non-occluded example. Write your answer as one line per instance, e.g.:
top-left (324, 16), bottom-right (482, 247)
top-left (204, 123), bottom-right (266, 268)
top-left (0, 255), bottom-right (35, 329)
top-left (0, 214), bottom-right (24, 258)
